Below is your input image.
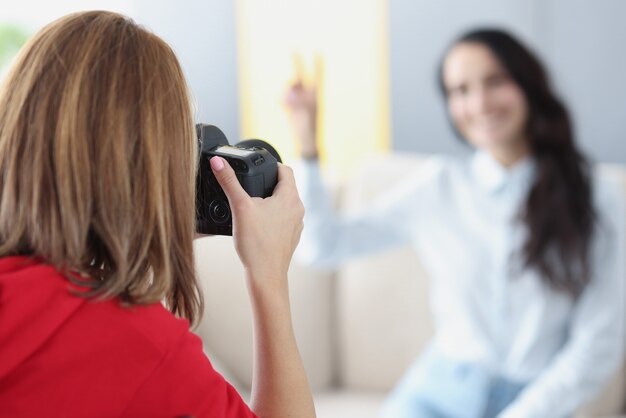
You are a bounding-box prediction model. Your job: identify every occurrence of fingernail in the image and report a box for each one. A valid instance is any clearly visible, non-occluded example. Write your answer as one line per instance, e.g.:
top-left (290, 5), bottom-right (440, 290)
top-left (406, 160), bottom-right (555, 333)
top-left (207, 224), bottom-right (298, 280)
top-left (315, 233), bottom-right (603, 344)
top-left (210, 156), bottom-right (224, 171)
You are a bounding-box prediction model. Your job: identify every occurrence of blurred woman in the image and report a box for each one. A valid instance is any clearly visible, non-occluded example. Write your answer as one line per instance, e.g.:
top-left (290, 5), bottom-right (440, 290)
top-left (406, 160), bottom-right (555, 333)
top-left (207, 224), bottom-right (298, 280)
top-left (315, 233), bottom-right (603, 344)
top-left (0, 11), bottom-right (315, 418)
top-left (285, 28), bottom-right (625, 418)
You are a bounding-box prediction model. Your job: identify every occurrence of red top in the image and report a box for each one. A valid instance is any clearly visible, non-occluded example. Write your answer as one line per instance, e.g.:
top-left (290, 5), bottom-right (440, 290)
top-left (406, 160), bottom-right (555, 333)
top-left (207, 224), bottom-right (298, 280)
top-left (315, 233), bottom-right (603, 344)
top-left (0, 256), bottom-right (258, 418)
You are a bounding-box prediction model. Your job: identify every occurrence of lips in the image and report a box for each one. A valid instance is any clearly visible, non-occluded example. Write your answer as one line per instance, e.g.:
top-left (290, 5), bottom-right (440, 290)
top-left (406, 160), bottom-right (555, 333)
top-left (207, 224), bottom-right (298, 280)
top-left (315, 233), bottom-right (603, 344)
top-left (469, 115), bottom-right (509, 135)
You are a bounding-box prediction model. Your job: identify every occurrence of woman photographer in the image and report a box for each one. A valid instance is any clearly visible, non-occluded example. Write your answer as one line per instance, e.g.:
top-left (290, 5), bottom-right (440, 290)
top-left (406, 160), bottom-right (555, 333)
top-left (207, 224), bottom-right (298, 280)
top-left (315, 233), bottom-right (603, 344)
top-left (0, 11), bottom-right (315, 418)
top-left (285, 29), bottom-right (625, 418)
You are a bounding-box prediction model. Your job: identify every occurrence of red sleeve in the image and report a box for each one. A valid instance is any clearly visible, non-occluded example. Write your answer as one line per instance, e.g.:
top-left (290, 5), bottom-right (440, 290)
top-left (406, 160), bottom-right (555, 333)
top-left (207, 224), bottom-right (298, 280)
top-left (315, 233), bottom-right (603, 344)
top-left (121, 328), bottom-right (258, 418)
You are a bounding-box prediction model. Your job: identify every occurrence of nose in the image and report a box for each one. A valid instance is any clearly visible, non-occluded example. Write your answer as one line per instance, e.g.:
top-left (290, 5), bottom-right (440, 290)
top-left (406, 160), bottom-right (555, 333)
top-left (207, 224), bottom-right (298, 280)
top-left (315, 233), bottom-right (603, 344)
top-left (469, 86), bottom-right (493, 114)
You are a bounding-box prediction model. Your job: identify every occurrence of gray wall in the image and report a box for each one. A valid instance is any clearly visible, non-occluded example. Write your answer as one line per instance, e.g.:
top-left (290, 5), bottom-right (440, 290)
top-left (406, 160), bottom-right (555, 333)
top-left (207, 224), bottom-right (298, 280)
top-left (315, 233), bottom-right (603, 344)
top-left (67, 0), bottom-right (624, 165)
top-left (6, 1), bottom-right (624, 162)
top-left (133, 0), bottom-right (241, 141)
top-left (2, 0), bottom-right (241, 141)
top-left (389, 0), bottom-right (626, 164)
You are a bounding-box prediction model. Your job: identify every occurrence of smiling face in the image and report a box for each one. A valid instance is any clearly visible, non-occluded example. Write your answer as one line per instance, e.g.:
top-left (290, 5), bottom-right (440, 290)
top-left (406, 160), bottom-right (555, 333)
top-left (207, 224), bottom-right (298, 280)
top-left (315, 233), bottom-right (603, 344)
top-left (443, 42), bottom-right (530, 161)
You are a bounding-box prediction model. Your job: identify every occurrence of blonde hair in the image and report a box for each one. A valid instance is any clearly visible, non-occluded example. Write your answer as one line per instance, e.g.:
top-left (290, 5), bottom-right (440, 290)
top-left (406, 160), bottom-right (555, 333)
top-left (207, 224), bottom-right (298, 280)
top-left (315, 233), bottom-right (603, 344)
top-left (0, 11), bottom-right (203, 323)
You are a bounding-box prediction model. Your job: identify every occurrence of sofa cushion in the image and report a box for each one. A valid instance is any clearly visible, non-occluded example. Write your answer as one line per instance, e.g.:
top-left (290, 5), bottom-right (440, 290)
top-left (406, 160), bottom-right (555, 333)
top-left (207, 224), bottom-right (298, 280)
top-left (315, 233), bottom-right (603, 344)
top-left (336, 153), bottom-right (433, 390)
top-left (314, 390), bottom-right (385, 418)
top-left (193, 236), bottom-right (335, 391)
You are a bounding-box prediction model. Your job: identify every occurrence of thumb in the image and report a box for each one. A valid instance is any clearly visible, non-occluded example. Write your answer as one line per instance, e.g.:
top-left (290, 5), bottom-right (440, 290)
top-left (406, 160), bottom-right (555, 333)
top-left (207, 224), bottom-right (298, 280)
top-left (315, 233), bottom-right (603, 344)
top-left (210, 156), bottom-right (248, 206)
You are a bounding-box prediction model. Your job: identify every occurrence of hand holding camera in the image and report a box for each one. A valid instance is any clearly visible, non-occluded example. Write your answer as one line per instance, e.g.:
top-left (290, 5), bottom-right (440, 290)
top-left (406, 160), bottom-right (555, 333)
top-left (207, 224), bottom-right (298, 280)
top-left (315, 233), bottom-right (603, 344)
top-left (196, 124), bottom-right (304, 284)
top-left (209, 156), bottom-right (305, 285)
top-left (196, 124), bottom-right (281, 235)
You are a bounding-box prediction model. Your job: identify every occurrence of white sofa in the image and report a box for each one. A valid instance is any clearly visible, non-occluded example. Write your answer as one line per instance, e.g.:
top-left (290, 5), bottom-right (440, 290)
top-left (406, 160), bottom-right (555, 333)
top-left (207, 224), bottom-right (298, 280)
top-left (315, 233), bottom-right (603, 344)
top-left (193, 153), bottom-right (626, 418)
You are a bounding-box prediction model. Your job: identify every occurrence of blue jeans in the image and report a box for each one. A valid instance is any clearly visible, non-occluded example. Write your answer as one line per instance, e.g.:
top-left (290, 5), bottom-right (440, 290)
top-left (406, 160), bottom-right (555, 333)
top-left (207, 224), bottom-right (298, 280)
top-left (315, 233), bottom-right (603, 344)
top-left (380, 348), bottom-right (526, 418)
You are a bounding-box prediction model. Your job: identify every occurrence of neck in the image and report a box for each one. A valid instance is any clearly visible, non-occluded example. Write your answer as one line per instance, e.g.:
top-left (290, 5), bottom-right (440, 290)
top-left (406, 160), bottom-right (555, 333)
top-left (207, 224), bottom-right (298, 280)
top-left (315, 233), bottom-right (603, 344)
top-left (488, 140), bottom-right (530, 168)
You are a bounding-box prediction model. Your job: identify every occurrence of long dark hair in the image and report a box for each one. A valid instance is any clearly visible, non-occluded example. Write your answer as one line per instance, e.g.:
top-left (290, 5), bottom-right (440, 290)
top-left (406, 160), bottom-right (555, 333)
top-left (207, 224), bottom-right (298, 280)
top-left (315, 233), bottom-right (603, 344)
top-left (439, 29), bottom-right (596, 297)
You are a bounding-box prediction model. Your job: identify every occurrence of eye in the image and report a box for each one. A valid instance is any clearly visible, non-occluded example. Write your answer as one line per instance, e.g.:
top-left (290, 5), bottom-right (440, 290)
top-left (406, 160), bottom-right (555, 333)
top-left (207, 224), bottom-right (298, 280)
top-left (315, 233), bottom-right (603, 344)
top-left (485, 73), bottom-right (509, 88)
top-left (447, 84), bottom-right (467, 97)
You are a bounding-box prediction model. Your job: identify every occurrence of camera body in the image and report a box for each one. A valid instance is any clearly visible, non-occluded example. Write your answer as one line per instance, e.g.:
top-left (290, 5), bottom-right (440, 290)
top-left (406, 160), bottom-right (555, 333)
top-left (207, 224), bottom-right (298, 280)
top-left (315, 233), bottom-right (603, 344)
top-left (196, 124), bottom-right (280, 236)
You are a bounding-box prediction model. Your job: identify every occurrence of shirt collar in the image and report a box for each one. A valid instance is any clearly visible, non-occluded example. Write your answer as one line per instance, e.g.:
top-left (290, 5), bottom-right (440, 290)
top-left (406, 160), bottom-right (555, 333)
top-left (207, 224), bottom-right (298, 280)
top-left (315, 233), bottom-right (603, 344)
top-left (471, 150), bottom-right (535, 194)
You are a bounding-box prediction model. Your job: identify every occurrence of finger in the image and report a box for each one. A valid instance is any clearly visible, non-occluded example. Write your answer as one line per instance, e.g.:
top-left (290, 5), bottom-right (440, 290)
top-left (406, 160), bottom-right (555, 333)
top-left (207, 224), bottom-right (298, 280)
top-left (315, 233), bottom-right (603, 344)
top-left (313, 53), bottom-right (324, 90)
top-left (272, 163), bottom-right (298, 195)
top-left (292, 52), bottom-right (306, 84)
top-left (210, 156), bottom-right (248, 206)
top-left (284, 83), bottom-right (304, 107)
top-left (277, 163), bottom-right (297, 186)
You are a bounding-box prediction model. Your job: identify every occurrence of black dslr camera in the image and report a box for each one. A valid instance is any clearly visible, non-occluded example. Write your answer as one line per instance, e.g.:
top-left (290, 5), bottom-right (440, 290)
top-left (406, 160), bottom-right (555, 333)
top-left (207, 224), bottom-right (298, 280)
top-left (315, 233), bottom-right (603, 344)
top-left (195, 124), bottom-right (280, 236)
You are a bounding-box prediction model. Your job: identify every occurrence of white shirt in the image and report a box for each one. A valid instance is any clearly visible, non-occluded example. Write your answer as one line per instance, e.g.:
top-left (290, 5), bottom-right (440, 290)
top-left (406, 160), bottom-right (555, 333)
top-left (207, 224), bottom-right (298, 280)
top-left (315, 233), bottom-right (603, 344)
top-left (294, 151), bottom-right (626, 418)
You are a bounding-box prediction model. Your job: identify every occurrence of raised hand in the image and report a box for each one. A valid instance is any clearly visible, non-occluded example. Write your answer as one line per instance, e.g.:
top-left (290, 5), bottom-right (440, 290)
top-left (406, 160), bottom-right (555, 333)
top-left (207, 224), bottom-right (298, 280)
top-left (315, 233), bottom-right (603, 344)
top-left (284, 54), bottom-right (322, 159)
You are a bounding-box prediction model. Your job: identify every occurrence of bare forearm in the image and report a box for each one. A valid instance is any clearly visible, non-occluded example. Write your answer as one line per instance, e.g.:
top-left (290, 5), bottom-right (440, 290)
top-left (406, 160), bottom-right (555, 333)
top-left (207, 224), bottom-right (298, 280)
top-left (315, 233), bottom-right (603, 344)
top-left (247, 272), bottom-right (316, 418)
top-left (211, 157), bottom-right (312, 416)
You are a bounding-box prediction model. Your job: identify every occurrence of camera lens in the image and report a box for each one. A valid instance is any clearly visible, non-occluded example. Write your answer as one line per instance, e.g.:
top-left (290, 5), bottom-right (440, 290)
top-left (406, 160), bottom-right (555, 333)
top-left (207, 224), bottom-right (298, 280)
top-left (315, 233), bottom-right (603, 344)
top-left (209, 199), bottom-right (231, 224)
